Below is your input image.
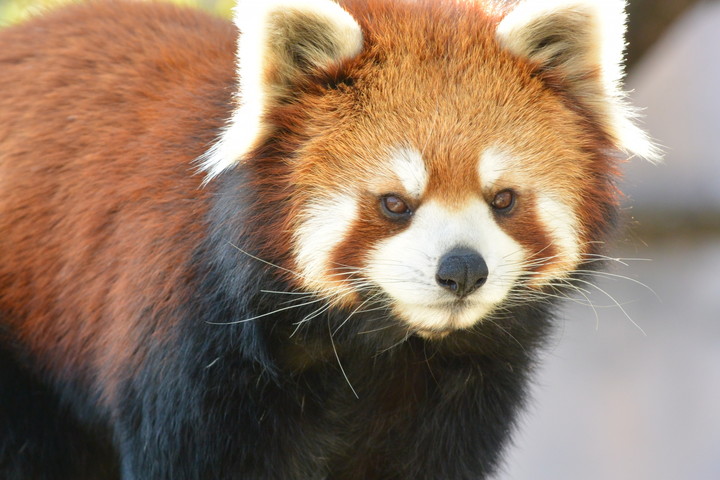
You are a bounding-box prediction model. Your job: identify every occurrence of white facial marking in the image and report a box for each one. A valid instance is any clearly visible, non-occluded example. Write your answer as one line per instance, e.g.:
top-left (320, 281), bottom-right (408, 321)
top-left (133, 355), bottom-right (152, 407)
top-left (367, 199), bottom-right (526, 331)
top-left (390, 147), bottom-right (428, 198)
top-left (479, 146), bottom-right (515, 189)
top-left (294, 193), bottom-right (358, 294)
top-left (535, 195), bottom-right (580, 275)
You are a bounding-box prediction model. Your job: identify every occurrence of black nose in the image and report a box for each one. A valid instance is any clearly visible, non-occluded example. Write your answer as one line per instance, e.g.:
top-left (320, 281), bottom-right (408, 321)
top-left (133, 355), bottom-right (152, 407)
top-left (435, 248), bottom-right (489, 298)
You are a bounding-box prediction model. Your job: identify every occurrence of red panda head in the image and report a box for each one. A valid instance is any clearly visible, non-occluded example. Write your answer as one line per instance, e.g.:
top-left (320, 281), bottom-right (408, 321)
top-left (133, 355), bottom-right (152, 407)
top-left (201, 0), bottom-right (658, 336)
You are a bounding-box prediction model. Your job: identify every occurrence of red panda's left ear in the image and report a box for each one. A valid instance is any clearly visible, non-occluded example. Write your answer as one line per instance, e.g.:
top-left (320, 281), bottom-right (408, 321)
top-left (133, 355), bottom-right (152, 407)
top-left (200, 0), bottom-right (364, 180)
top-left (496, 0), bottom-right (660, 162)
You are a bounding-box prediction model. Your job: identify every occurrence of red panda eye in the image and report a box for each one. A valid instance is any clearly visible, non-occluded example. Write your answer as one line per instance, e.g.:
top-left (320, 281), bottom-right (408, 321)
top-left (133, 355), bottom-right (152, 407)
top-left (380, 195), bottom-right (412, 220)
top-left (491, 190), bottom-right (515, 212)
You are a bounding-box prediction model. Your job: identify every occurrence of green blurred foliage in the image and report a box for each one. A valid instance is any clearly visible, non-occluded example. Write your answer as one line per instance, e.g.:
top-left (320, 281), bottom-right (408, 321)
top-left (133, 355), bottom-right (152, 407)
top-left (0, 0), bottom-right (233, 26)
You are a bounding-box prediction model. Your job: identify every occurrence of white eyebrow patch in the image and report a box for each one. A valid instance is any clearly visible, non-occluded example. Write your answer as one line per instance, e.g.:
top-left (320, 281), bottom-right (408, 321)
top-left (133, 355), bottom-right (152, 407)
top-left (478, 146), bottom-right (515, 189)
top-left (293, 193), bottom-right (358, 292)
top-left (390, 147), bottom-right (428, 198)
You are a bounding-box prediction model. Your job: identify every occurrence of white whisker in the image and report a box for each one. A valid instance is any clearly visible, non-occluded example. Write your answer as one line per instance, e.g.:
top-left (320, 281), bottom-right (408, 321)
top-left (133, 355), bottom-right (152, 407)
top-left (328, 317), bottom-right (359, 399)
top-left (570, 277), bottom-right (647, 336)
top-left (206, 297), bottom-right (331, 326)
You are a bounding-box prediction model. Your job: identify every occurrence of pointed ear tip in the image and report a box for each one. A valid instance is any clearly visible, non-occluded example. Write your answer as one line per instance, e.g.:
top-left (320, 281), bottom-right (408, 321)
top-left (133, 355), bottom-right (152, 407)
top-left (497, 0), bottom-right (629, 30)
top-left (617, 128), bottom-right (663, 163)
top-left (232, 0), bottom-right (359, 22)
top-left (232, 0), bottom-right (363, 55)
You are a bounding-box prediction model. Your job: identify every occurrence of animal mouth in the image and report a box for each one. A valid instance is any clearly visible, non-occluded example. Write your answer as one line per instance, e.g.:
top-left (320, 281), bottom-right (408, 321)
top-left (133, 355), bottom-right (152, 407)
top-left (392, 295), bottom-right (492, 338)
top-left (413, 306), bottom-right (473, 338)
top-left (414, 327), bottom-right (454, 339)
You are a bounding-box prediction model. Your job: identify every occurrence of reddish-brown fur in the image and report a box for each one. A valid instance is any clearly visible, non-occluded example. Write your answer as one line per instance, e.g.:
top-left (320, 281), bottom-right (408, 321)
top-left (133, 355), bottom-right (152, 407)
top-left (0, 1), bottom-right (235, 403)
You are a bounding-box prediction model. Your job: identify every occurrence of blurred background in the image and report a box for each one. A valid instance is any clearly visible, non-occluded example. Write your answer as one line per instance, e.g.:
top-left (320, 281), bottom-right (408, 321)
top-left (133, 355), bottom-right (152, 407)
top-left (1, 0), bottom-right (718, 478)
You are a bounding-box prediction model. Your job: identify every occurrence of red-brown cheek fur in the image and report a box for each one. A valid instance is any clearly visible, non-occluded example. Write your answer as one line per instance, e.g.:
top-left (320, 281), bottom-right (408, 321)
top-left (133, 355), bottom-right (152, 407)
top-left (327, 194), bottom-right (413, 300)
top-left (0, 2), bottom-right (236, 405)
top-left (494, 193), bottom-right (559, 281)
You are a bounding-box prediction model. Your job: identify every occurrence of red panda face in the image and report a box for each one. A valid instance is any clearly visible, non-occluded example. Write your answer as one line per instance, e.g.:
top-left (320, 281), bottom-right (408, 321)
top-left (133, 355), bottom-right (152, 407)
top-left (287, 48), bottom-right (589, 334)
top-left (203, 0), bottom-right (658, 336)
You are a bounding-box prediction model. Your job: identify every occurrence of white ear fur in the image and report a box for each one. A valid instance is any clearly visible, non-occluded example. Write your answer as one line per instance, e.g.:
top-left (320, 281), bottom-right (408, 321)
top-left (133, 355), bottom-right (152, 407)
top-left (497, 0), bottom-right (660, 161)
top-left (200, 0), bottom-right (363, 180)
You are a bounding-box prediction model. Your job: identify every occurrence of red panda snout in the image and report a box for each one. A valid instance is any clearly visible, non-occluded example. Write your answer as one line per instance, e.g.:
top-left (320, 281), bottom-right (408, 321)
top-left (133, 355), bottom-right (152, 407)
top-left (435, 248), bottom-right (489, 298)
top-left (362, 197), bottom-right (527, 333)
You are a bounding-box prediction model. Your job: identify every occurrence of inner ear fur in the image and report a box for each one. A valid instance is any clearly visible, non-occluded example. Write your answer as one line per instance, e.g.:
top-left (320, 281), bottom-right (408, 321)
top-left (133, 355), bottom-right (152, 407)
top-left (506, 9), bottom-right (599, 76)
top-left (496, 0), bottom-right (659, 161)
top-left (253, 4), bottom-right (364, 100)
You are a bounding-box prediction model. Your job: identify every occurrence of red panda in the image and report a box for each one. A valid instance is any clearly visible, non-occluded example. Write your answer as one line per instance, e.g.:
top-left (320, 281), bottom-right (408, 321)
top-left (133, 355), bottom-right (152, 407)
top-left (0, 0), bottom-right (657, 478)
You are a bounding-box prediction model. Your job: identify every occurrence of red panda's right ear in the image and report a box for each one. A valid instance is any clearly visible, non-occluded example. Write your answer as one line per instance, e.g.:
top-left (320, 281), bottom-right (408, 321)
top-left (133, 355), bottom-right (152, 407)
top-left (200, 0), bottom-right (364, 180)
top-left (496, 0), bottom-right (661, 163)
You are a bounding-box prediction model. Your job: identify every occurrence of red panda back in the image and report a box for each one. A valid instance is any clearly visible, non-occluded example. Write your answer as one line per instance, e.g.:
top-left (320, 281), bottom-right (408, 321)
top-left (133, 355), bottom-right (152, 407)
top-left (0, 1), bottom-right (234, 400)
